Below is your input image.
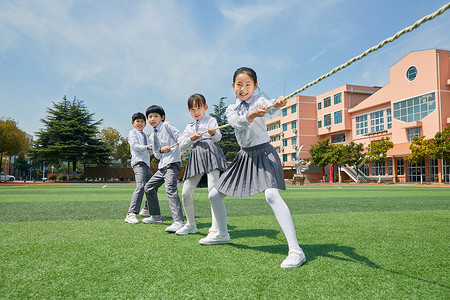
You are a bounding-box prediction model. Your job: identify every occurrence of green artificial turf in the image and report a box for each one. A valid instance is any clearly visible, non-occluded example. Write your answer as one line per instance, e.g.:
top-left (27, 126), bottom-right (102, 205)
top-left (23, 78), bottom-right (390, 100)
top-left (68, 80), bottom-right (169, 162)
top-left (0, 184), bottom-right (449, 299)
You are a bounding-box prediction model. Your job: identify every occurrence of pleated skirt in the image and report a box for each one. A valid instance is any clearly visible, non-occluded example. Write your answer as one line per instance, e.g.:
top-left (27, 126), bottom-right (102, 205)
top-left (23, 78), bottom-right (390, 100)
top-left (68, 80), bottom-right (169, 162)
top-left (183, 138), bottom-right (227, 181)
top-left (215, 142), bottom-right (286, 198)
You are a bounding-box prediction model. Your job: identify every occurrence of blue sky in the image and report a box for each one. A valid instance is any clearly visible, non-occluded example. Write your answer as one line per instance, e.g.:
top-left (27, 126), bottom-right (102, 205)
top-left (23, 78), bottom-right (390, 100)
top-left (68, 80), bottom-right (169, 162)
top-left (1, 0), bottom-right (449, 139)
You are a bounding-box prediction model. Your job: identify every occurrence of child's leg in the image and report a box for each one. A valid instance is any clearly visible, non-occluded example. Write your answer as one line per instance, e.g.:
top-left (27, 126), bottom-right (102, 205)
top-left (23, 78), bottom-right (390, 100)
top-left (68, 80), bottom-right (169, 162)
top-left (164, 163), bottom-right (184, 223)
top-left (128, 163), bottom-right (147, 214)
top-left (207, 169), bottom-right (221, 231)
top-left (181, 173), bottom-right (203, 226)
top-left (208, 187), bottom-right (228, 235)
top-left (264, 188), bottom-right (301, 252)
top-left (143, 164), bottom-right (157, 211)
top-left (144, 170), bottom-right (164, 216)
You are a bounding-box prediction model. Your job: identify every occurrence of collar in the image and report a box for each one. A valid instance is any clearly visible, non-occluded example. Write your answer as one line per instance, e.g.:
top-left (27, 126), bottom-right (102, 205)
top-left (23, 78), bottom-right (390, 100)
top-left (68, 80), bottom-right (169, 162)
top-left (235, 93), bottom-right (258, 107)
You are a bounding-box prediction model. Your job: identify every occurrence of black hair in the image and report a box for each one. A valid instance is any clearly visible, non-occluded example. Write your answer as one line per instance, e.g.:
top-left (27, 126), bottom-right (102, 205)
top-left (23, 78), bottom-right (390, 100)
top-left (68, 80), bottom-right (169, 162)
top-left (233, 67), bottom-right (257, 84)
top-left (131, 112), bottom-right (146, 122)
top-left (145, 105), bottom-right (165, 120)
top-left (187, 93), bottom-right (207, 109)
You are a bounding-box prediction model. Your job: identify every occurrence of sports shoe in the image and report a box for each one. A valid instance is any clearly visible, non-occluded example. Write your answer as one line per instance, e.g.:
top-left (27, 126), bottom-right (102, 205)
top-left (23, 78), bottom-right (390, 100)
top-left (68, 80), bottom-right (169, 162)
top-left (124, 213), bottom-right (139, 224)
top-left (165, 222), bottom-right (183, 233)
top-left (175, 224), bottom-right (199, 235)
top-left (199, 232), bottom-right (230, 245)
top-left (280, 249), bottom-right (306, 269)
top-left (139, 208), bottom-right (150, 217)
top-left (142, 215), bottom-right (163, 224)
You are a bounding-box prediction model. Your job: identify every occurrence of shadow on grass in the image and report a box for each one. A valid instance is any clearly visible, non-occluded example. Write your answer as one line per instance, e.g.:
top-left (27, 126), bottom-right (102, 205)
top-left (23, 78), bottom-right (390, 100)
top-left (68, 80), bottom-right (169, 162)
top-left (229, 230), bottom-right (449, 289)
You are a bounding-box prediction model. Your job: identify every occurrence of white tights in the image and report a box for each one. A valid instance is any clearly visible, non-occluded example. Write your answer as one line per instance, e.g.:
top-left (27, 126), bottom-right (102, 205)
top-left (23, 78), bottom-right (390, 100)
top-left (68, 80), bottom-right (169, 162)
top-left (181, 169), bottom-right (220, 229)
top-left (208, 187), bottom-right (301, 252)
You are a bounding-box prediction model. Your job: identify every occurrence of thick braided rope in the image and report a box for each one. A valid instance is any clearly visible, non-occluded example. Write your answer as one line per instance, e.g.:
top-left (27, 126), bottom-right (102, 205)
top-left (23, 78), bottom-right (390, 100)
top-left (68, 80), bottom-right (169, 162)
top-left (169, 3), bottom-right (449, 148)
top-left (283, 2), bottom-right (450, 101)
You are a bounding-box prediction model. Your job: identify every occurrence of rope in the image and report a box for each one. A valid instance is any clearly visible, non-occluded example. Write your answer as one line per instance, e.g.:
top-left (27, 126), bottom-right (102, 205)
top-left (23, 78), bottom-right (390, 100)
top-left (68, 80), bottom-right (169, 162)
top-left (169, 2), bottom-right (450, 149)
top-left (283, 2), bottom-right (450, 101)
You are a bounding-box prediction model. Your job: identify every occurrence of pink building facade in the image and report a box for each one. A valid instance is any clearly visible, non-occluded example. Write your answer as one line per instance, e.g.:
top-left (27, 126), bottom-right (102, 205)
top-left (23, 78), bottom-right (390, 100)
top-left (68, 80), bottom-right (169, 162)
top-left (266, 48), bottom-right (450, 183)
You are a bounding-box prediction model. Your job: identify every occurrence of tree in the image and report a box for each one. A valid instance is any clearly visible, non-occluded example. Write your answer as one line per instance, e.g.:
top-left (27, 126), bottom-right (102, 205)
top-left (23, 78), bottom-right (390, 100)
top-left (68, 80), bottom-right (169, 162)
top-left (365, 137), bottom-right (394, 182)
top-left (0, 118), bottom-right (29, 170)
top-left (29, 96), bottom-right (111, 174)
top-left (116, 137), bottom-right (131, 164)
top-left (98, 127), bottom-right (128, 163)
top-left (408, 126), bottom-right (450, 164)
top-left (209, 97), bottom-right (240, 161)
top-left (309, 138), bottom-right (333, 181)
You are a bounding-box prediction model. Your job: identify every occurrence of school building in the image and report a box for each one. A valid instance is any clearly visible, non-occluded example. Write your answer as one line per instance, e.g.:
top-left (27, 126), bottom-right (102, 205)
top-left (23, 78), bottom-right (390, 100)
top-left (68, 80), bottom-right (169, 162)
top-left (266, 48), bottom-right (450, 183)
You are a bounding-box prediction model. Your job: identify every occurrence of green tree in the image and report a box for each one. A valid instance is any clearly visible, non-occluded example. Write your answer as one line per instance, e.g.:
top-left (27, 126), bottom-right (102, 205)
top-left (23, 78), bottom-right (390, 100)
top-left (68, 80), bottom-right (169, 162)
top-left (408, 126), bottom-right (450, 164)
top-left (29, 96), bottom-right (111, 174)
top-left (116, 137), bottom-right (131, 164)
top-left (365, 137), bottom-right (394, 182)
top-left (98, 127), bottom-right (127, 162)
top-left (209, 97), bottom-right (240, 161)
top-left (0, 118), bottom-right (29, 170)
top-left (309, 138), bottom-right (333, 181)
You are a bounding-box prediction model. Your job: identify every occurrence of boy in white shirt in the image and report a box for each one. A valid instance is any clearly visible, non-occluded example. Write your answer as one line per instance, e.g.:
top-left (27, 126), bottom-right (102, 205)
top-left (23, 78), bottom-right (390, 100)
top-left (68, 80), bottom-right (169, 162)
top-left (125, 112), bottom-right (159, 224)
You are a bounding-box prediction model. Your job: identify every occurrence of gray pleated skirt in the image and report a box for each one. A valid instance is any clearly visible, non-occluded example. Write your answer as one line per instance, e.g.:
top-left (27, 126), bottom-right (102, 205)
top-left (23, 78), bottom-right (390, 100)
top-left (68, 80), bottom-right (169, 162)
top-left (183, 138), bottom-right (227, 181)
top-left (215, 142), bottom-right (286, 197)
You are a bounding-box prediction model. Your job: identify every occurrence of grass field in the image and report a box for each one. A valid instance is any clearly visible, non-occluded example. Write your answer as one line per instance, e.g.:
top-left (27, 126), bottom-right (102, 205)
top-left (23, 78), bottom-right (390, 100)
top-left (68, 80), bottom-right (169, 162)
top-left (0, 183), bottom-right (449, 299)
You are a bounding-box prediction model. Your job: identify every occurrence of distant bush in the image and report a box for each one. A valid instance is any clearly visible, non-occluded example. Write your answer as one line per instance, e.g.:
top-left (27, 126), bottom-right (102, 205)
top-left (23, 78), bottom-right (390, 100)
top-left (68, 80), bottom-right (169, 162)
top-left (48, 173), bottom-right (58, 181)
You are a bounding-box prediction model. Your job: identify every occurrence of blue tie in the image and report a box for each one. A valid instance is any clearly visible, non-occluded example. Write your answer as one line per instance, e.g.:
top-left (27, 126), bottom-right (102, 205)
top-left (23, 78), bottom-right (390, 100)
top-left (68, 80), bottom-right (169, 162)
top-left (140, 131), bottom-right (148, 144)
top-left (153, 129), bottom-right (161, 153)
top-left (238, 101), bottom-right (249, 115)
top-left (195, 120), bottom-right (199, 132)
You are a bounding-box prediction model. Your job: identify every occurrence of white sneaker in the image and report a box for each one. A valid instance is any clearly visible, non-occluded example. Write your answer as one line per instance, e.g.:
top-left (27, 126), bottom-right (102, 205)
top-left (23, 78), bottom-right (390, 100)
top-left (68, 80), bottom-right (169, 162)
top-left (124, 213), bottom-right (139, 224)
top-left (199, 232), bottom-right (230, 245)
top-left (280, 249), bottom-right (306, 269)
top-left (142, 215), bottom-right (163, 224)
top-left (208, 227), bottom-right (218, 233)
top-left (139, 208), bottom-right (150, 217)
top-left (176, 224), bottom-right (198, 235)
top-left (165, 222), bottom-right (183, 233)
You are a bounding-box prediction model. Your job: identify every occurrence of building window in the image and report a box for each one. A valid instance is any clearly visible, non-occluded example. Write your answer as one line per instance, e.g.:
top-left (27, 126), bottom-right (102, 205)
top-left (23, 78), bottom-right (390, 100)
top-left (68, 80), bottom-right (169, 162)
top-left (282, 108), bottom-right (288, 117)
top-left (334, 93), bottom-right (342, 105)
top-left (318, 120), bottom-right (322, 128)
top-left (291, 153), bottom-right (296, 161)
top-left (291, 136), bottom-right (297, 146)
top-left (324, 97), bottom-right (331, 108)
top-left (359, 162), bottom-right (369, 176)
top-left (388, 159), bottom-right (393, 176)
top-left (334, 110), bottom-right (342, 124)
top-left (408, 127), bottom-right (421, 142)
top-left (282, 138), bottom-right (288, 147)
top-left (370, 110), bottom-right (384, 132)
top-left (291, 105), bottom-right (297, 114)
top-left (406, 66), bottom-right (417, 81)
top-left (283, 154), bottom-right (288, 162)
top-left (291, 120), bottom-right (297, 129)
top-left (355, 114), bottom-right (368, 136)
top-left (393, 92), bottom-right (436, 122)
top-left (317, 102), bottom-right (322, 110)
top-left (330, 133), bottom-right (345, 144)
top-left (397, 158), bottom-right (404, 176)
top-left (386, 108), bottom-right (392, 129)
top-left (371, 161), bottom-right (385, 176)
top-left (267, 123), bottom-right (280, 131)
top-left (324, 114), bottom-right (331, 127)
top-left (282, 123), bottom-right (288, 131)
top-left (429, 159), bottom-right (439, 182)
top-left (270, 135), bottom-right (280, 142)
top-left (408, 159), bottom-right (425, 182)
top-left (444, 160), bottom-right (450, 183)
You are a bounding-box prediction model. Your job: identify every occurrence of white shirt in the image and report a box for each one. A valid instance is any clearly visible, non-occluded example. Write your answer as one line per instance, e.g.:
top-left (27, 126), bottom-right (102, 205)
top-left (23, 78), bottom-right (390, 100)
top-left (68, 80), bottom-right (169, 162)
top-left (178, 115), bottom-right (222, 151)
top-left (149, 121), bottom-right (181, 169)
top-left (128, 128), bottom-right (152, 167)
top-left (226, 94), bottom-right (279, 148)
